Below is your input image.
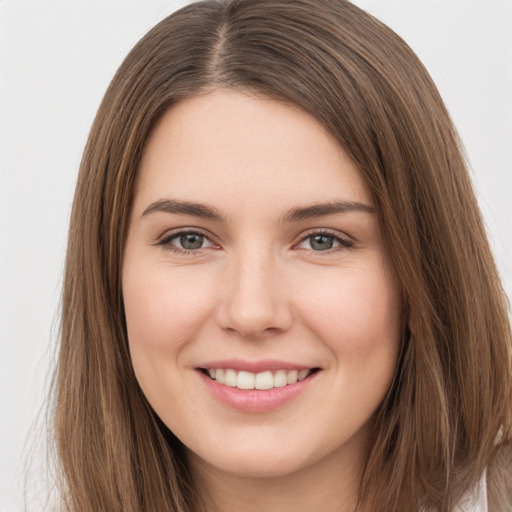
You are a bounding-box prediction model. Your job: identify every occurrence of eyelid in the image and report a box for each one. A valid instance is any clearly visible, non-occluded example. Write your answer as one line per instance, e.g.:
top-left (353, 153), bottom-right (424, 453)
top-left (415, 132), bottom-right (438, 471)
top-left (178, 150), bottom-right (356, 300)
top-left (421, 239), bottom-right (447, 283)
top-left (293, 228), bottom-right (354, 252)
top-left (155, 227), bottom-right (221, 253)
top-left (153, 226), bottom-right (354, 255)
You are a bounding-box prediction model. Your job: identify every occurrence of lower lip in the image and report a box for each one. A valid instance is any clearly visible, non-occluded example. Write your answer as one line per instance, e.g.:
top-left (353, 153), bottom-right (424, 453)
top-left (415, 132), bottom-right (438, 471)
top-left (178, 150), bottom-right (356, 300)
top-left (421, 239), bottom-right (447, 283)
top-left (197, 370), bottom-right (318, 413)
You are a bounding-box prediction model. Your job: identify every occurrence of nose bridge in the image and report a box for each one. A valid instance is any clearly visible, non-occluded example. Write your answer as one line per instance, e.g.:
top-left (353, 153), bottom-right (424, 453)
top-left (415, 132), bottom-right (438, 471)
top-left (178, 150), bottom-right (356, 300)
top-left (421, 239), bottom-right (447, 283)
top-left (217, 245), bottom-right (291, 337)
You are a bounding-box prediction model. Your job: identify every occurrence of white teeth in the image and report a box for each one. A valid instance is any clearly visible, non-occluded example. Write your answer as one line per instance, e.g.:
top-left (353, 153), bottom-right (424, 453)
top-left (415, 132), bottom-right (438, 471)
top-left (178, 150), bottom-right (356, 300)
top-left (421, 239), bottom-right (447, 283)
top-left (286, 369), bottom-right (298, 385)
top-left (237, 371), bottom-right (255, 389)
top-left (215, 369), bottom-right (225, 385)
top-left (255, 371), bottom-right (274, 390)
top-left (274, 370), bottom-right (288, 388)
top-left (224, 369), bottom-right (237, 387)
top-left (206, 368), bottom-right (314, 389)
top-left (298, 369), bottom-right (310, 381)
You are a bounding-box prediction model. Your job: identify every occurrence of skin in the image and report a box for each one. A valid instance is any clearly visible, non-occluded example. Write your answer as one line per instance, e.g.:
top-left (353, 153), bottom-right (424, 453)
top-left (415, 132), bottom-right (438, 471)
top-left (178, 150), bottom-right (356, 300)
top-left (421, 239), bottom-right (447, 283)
top-left (122, 89), bottom-right (402, 512)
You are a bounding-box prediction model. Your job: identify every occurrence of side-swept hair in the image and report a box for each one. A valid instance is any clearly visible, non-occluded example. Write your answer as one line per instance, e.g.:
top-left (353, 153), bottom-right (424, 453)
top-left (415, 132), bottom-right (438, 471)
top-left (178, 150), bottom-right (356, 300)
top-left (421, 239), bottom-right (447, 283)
top-left (54, 1), bottom-right (512, 510)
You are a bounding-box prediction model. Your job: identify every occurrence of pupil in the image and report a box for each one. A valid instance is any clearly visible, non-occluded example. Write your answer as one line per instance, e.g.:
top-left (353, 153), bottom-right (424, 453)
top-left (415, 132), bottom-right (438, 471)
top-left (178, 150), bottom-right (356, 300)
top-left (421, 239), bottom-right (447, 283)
top-left (180, 234), bottom-right (203, 250)
top-left (311, 235), bottom-right (333, 251)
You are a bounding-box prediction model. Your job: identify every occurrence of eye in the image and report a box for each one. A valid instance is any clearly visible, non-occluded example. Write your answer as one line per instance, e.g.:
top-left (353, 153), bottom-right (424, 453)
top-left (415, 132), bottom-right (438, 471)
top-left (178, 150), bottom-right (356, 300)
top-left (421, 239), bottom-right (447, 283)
top-left (157, 230), bottom-right (217, 253)
top-left (296, 231), bottom-right (353, 252)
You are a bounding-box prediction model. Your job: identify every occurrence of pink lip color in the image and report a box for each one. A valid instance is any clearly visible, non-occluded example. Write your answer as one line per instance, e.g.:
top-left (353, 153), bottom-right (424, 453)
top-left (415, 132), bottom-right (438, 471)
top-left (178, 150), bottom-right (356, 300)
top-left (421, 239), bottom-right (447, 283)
top-left (196, 366), bottom-right (319, 413)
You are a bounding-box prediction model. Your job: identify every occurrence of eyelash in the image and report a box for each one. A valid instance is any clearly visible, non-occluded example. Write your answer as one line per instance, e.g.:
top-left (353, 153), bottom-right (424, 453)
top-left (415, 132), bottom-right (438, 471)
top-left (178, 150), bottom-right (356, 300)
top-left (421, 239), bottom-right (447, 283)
top-left (295, 228), bottom-right (354, 254)
top-left (156, 228), bottom-right (218, 256)
top-left (155, 228), bottom-right (354, 255)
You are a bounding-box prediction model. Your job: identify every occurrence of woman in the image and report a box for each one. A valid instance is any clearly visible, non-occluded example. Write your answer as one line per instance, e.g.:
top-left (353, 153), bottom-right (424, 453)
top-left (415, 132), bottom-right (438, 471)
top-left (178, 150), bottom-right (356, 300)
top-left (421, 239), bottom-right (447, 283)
top-left (54, 0), bottom-right (512, 510)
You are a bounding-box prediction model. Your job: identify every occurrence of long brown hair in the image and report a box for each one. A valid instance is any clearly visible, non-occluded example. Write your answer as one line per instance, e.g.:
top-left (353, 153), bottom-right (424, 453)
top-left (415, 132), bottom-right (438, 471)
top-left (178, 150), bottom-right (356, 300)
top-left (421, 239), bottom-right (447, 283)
top-left (54, 1), bottom-right (512, 510)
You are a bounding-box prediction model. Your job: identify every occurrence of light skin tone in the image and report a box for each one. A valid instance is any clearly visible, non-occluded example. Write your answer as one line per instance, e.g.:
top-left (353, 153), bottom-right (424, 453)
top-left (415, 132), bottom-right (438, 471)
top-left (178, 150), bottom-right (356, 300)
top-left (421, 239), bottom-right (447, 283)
top-left (122, 89), bottom-right (402, 512)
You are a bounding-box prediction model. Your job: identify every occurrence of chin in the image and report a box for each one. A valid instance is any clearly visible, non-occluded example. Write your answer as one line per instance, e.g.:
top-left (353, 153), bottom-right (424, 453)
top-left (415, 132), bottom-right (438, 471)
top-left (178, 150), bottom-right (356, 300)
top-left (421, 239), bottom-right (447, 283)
top-left (197, 453), bottom-right (308, 479)
top-left (186, 435), bottom-right (339, 481)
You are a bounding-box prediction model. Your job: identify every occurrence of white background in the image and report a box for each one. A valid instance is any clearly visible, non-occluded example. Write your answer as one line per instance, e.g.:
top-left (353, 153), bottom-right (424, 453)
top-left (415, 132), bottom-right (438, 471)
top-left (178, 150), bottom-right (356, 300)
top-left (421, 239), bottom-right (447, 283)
top-left (1, 1), bottom-right (511, 510)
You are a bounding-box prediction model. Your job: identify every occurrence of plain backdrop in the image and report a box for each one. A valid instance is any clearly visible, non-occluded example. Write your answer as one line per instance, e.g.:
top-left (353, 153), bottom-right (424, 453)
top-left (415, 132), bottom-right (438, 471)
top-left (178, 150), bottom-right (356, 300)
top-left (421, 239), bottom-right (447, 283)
top-left (1, 1), bottom-right (511, 510)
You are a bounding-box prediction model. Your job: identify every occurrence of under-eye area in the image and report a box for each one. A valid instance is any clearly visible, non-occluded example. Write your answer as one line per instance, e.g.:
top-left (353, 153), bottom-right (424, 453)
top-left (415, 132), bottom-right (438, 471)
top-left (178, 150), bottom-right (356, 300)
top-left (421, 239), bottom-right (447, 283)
top-left (199, 368), bottom-right (322, 390)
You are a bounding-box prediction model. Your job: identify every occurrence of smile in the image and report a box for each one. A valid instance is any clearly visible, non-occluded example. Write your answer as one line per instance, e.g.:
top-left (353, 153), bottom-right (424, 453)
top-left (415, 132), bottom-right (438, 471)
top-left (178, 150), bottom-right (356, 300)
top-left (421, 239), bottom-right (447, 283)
top-left (203, 368), bottom-right (315, 390)
top-left (197, 362), bottom-right (321, 412)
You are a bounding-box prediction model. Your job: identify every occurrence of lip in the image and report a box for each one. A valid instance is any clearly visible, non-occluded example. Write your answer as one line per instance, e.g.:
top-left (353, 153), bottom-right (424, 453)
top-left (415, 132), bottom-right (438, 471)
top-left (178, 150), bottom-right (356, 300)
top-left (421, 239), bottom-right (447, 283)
top-left (196, 360), bottom-right (320, 413)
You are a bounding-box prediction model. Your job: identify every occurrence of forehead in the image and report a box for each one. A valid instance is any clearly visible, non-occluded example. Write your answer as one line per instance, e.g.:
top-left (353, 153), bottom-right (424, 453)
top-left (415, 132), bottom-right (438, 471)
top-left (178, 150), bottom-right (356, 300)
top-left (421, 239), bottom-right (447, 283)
top-left (134, 89), bottom-right (371, 217)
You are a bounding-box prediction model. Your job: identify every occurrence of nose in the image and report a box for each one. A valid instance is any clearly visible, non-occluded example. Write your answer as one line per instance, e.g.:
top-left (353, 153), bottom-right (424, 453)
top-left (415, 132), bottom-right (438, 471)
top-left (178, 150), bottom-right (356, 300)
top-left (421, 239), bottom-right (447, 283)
top-left (215, 250), bottom-right (293, 338)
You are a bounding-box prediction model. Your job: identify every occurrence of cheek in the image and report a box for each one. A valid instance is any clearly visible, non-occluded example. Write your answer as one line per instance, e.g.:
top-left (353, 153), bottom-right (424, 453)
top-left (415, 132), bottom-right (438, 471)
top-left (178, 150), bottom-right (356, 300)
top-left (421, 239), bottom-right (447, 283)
top-left (122, 261), bottom-right (220, 417)
top-left (123, 264), bottom-right (217, 364)
top-left (296, 264), bottom-right (402, 360)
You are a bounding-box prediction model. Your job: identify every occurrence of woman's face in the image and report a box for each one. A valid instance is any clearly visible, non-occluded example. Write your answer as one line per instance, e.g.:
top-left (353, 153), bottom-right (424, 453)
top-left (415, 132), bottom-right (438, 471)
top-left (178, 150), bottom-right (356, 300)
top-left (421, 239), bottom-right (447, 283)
top-left (122, 90), bottom-right (402, 480)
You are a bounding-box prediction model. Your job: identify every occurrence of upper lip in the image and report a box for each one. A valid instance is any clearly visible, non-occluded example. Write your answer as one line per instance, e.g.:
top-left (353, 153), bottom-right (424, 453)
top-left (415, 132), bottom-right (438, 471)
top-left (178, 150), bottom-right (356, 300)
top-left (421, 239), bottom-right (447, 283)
top-left (197, 359), bottom-right (317, 373)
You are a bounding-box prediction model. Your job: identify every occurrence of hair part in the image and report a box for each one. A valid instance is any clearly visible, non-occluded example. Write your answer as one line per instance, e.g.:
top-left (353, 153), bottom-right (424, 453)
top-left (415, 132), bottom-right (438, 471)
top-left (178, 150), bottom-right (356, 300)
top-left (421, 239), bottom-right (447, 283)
top-left (54, 1), bottom-right (512, 510)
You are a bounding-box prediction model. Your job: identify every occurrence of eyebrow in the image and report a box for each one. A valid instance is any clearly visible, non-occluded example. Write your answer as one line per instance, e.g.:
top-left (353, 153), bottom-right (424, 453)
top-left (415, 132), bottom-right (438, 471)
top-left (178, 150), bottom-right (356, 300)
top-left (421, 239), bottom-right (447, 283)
top-left (141, 198), bottom-right (375, 223)
top-left (280, 200), bottom-right (375, 223)
top-left (141, 199), bottom-right (227, 222)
